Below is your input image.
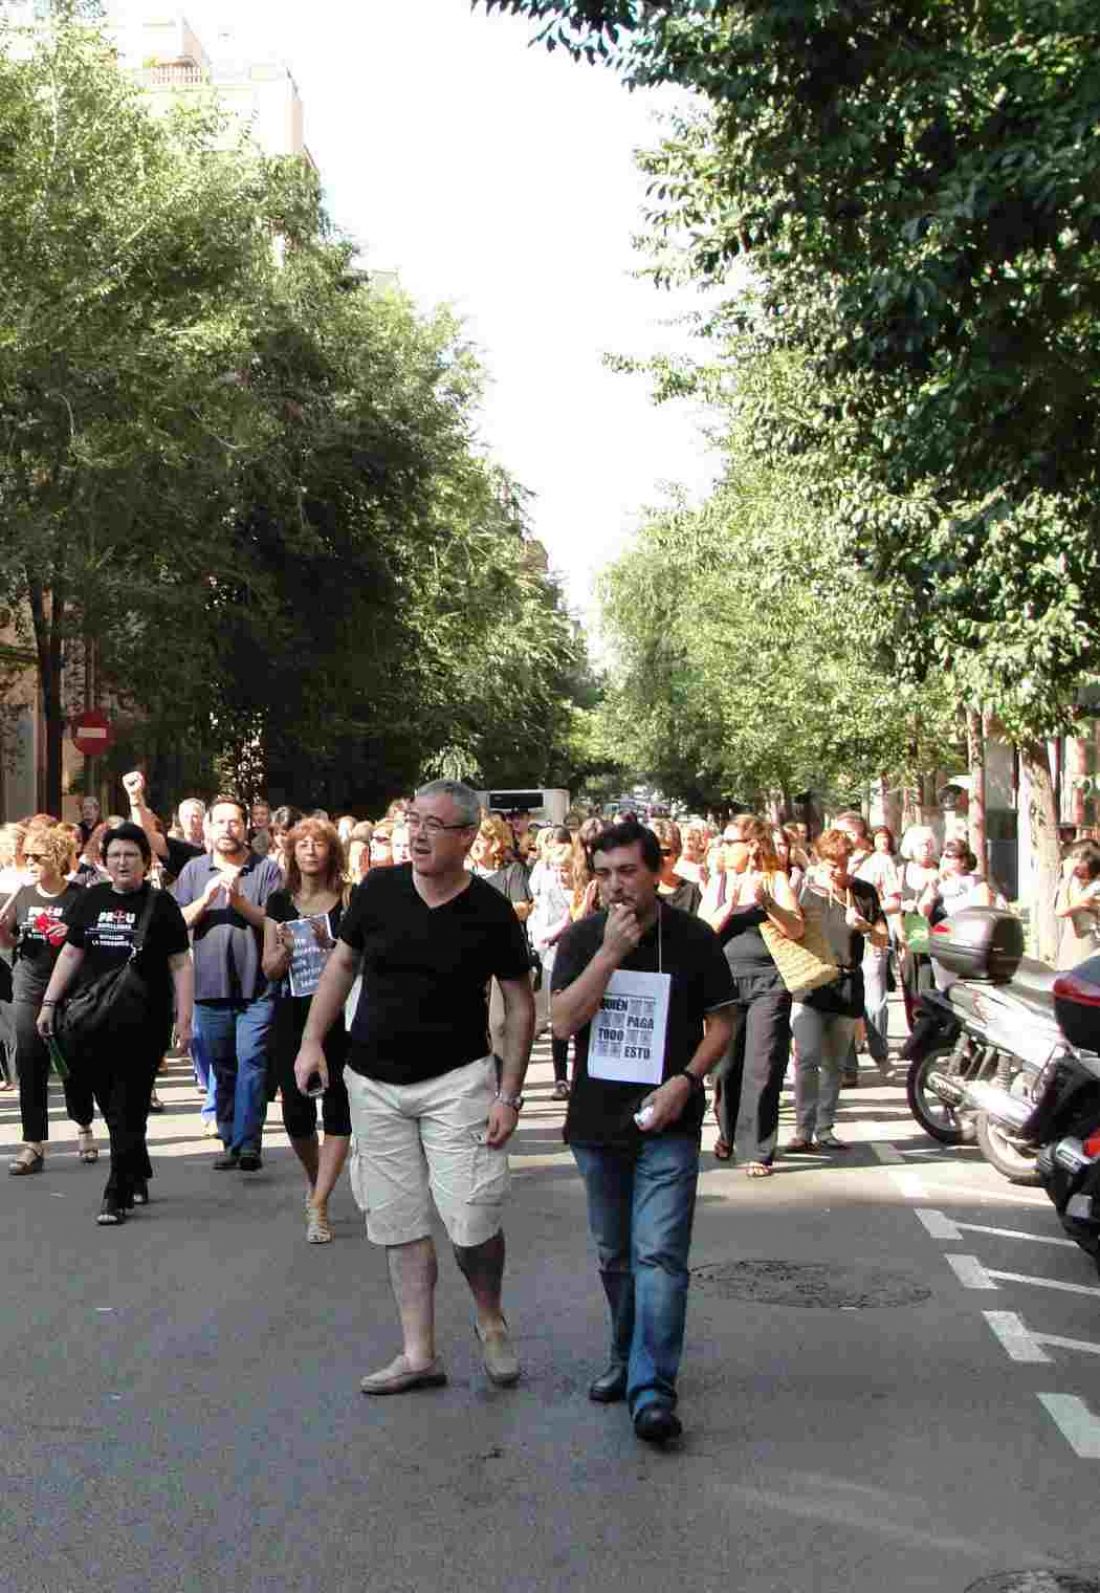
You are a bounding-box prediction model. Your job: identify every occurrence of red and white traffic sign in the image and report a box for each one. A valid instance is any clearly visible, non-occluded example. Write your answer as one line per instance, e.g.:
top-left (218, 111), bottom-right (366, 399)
top-left (70, 709), bottom-right (113, 757)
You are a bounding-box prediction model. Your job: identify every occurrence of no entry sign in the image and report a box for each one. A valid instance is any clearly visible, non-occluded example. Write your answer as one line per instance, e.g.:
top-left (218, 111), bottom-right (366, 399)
top-left (70, 709), bottom-right (113, 757)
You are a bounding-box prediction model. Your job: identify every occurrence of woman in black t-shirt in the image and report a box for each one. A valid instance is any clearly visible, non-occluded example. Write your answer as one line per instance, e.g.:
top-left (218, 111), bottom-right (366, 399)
top-left (37, 823), bottom-right (193, 1225)
top-left (262, 818), bottom-right (351, 1244)
top-left (1, 825), bottom-right (97, 1174)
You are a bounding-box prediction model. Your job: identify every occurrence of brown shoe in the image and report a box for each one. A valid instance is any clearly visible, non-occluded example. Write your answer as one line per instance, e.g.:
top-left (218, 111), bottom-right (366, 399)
top-left (359, 1354), bottom-right (447, 1396)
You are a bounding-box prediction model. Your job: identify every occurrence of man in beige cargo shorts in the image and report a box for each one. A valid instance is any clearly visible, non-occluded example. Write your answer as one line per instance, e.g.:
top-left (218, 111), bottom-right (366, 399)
top-left (295, 779), bottom-right (535, 1394)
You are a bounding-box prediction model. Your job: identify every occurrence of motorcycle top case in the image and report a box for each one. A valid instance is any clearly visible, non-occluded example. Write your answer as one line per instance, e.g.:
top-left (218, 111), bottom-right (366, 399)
top-left (928, 906), bottom-right (1025, 985)
top-left (1053, 954), bottom-right (1100, 1052)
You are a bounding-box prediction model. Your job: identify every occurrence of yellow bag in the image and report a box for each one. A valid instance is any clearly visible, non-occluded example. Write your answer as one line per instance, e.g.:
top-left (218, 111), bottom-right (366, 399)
top-left (759, 888), bottom-right (840, 997)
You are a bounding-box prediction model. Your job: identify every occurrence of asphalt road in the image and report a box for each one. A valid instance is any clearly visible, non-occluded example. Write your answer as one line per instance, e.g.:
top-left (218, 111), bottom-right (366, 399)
top-left (3, 1030), bottom-right (1100, 1593)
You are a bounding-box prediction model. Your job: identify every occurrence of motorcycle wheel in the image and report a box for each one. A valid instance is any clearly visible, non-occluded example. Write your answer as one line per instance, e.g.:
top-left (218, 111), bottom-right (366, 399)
top-left (975, 1111), bottom-right (1042, 1186)
top-left (906, 1045), bottom-right (977, 1146)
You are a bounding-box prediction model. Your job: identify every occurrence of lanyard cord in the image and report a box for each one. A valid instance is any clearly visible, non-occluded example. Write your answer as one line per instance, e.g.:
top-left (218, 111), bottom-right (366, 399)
top-left (657, 900), bottom-right (663, 975)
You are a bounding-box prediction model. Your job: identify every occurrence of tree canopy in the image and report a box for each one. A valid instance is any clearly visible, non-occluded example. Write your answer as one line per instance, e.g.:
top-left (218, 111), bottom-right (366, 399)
top-left (0, 11), bottom-right (589, 811)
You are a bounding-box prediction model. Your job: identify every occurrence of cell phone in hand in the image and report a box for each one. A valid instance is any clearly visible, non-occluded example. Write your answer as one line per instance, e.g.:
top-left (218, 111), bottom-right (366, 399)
top-left (304, 1073), bottom-right (325, 1099)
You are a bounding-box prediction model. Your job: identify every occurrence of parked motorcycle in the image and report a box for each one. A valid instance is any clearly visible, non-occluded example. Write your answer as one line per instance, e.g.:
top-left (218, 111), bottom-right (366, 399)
top-left (1024, 958), bottom-right (1100, 1272)
top-left (902, 907), bottom-right (1058, 1184)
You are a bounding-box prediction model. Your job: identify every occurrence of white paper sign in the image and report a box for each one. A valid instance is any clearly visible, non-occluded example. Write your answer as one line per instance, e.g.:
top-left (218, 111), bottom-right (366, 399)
top-left (286, 913), bottom-right (334, 998)
top-left (587, 969), bottom-right (671, 1085)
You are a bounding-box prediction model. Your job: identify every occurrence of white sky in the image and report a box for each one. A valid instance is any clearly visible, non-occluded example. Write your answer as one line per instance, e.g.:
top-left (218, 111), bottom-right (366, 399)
top-left (110, 0), bottom-right (721, 625)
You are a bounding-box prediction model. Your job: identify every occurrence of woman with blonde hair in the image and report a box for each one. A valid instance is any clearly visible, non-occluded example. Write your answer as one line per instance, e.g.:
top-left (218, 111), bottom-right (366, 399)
top-left (789, 829), bottom-right (888, 1151)
top-left (1, 824), bottom-right (97, 1172)
top-left (704, 817), bottom-right (804, 1175)
top-left (528, 839), bottom-right (575, 1096)
top-left (263, 817), bottom-right (352, 1243)
top-left (471, 812), bottom-right (533, 1053)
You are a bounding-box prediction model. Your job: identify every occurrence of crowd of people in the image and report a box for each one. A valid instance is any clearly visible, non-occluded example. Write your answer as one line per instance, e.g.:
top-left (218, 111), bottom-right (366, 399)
top-left (0, 776), bottom-right (1075, 1445)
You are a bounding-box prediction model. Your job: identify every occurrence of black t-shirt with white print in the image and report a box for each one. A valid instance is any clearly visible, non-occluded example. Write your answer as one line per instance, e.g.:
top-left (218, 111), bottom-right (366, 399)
top-left (9, 883), bottom-right (84, 1001)
top-left (551, 903), bottom-right (735, 1150)
top-left (63, 882), bottom-right (190, 1018)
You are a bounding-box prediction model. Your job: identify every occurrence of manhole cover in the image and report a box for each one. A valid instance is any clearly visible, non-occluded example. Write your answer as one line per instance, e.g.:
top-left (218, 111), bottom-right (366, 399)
top-left (966, 1575), bottom-right (1100, 1592)
top-left (690, 1259), bottom-right (931, 1309)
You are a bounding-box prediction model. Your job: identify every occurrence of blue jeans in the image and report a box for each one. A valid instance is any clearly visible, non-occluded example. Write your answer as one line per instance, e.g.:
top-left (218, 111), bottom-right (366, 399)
top-left (572, 1135), bottom-right (700, 1416)
top-left (193, 997), bottom-right (275, 1154)
top-left (189, 1032), bottom-right (217, 1125)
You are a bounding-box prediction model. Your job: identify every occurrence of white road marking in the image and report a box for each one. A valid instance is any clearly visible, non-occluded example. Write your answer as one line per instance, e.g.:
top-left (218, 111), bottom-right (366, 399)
top-left (915, 1207), bottom-right (1076, 1248)
top-left (1037, 1394), bottom-right (1100, 1458)
top-left (914, 1207), bottom-right (962, 1239)
top-left (891, 1170), bottom-right (928, 1199)
top-left (923, 1181), bottom-right (1048, 1207)
top-left (983, 1267), bottom-right (1100, 1299)
top-left (945, 1253), bottom-right (998, 1289)
top-left (983, 1311), bottom-right (1052, 1362)
top-left (871, 1142), bottom-right (905, 1164)
top-left (984, 1309), bottom-right (1100, 1362)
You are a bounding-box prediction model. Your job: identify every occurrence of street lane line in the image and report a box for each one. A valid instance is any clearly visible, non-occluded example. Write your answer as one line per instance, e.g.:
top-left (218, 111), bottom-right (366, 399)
top-left (892, 1170), bottom-right (928, 1199)
top-left (984, 1309), bottom-right (1100, 1362)
top-left (985, 1267), bottom-right (1100, 1299)
top-left (1037, 1394), bottom-right (1100, 1459)
top-left (946, 1253), bottom-right (998, 1289)
top-left (872, 1142), bottom-right (904, 1164)
top-left (925, 1181), bottom-right (1048, 1206)
top-left (983, 1311), bottom-right (1052, 1362)
top-left (915, 1207), bottom-right (962, 1239)
top-left (914, 1207), bottom-right (1075, 1247)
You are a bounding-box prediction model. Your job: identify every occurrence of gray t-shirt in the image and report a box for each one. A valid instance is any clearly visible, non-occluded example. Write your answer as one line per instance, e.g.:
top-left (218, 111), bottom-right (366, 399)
top-left (173, 852), bottom-right (282, 1002)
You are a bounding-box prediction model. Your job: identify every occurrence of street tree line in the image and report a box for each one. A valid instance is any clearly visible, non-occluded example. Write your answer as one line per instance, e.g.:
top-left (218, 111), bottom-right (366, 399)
top-left (487, 0), bottom-right (1100, 956)
top-left (0, 9), bottom-right (590, 815)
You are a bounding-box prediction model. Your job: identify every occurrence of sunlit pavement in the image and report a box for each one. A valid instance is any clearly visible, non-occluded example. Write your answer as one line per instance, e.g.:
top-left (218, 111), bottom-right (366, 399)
top-left (2, 1025), bottom-right (1100, 1593)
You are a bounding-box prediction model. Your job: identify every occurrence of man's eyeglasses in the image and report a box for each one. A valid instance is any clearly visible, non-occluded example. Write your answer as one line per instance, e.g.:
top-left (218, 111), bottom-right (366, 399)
top-left (406, 814), bottom-right (475, 837)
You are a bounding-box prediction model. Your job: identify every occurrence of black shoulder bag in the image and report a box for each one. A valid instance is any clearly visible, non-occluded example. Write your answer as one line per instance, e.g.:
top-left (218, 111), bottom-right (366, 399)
top-left (58, 888), bottom-right (160, 1048)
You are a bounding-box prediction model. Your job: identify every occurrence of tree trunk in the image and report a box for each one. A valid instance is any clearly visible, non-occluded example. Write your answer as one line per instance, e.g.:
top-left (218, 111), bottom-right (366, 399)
top-left (1019, 738), bottom-right (1061, 965)
top-left (27, 573), bottom-right (65, 816)
top-left (967, 708), bottom-right (987, 871)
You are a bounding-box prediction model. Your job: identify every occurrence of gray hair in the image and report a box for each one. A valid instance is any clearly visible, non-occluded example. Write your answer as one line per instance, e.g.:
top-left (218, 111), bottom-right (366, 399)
top-left (414, 779), bottom-right (481, 828)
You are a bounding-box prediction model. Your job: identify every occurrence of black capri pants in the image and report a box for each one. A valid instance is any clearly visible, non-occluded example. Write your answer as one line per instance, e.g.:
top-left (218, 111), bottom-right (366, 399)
top-left (273, 996), bottom-right (351, 1139)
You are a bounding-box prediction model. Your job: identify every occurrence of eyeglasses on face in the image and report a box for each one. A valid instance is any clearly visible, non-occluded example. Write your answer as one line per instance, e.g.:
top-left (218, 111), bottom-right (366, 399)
top-left (24, 854), bottom-right (46, 863)
top-left (405, 814), bottom-right (474, 836)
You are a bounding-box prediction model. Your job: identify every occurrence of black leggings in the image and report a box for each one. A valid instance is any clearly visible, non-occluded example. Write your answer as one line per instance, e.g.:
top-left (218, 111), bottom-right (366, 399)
top-left (13, 999), bottom-right (95, 1143)
top-left (551, 1034), bottom-right (569, 1083)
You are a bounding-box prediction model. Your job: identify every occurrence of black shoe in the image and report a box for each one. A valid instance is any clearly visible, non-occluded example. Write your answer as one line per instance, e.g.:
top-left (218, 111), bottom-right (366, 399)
top-left (212, 1150), bottom-right (240, 1170)
top-left (131, 1178), bottom-right (149, 1206)
top-left (633, 1405), bottom-right (682, 1445)
top-left (96, 1197), bottom-right (127, 1227)
top-left (588, 1364), bottom-right (628, 1404)
top-left (147, 1091), bottom-right (165, 1114)
top-left (237, 1151), bottom-right (262, 1172)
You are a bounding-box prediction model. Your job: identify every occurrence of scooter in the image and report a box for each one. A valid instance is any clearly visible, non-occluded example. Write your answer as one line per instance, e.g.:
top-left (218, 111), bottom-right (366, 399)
top-left (902, 908), bottom-right (1058, 1184)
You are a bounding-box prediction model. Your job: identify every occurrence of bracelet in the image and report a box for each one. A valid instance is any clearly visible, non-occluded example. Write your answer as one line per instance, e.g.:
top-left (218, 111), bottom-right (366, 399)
top-left (40, 999), bottom-right (57, 1008)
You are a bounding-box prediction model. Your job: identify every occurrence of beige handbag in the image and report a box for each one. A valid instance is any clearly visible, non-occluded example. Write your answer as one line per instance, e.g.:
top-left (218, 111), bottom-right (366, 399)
top-left (759, 882), bottom-right (840, 996)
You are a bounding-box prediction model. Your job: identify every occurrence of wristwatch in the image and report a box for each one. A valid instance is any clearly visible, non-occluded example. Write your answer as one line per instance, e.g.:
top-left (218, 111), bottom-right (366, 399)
top-left (495, 1090), bottom-right (524, 1113)
top-left (676, 1070), bottom-right (704, 1095)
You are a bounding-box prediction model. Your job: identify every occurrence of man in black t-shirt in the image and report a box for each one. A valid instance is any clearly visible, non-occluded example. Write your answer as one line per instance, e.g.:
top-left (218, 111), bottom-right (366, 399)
top-left (295, 779), bottom-right (535, 1398)
top-left (551, 820), bottom-right (734, 1446)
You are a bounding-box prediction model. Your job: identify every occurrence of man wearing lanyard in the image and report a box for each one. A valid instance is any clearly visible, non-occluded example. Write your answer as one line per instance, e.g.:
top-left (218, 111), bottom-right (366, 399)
top-left (551, 819), bottom-right (734, 1446)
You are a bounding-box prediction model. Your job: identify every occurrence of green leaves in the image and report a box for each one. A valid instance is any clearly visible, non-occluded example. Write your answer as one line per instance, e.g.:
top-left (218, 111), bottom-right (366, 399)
top-left (0, 13), bottom-right (589, 807)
